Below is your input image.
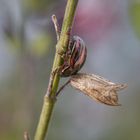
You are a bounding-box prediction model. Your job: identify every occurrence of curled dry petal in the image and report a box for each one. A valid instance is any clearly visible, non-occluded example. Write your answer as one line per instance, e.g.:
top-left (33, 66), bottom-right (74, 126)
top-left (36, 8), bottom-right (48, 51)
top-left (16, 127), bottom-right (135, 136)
top-left (70, 73), bottom-right (127, 106)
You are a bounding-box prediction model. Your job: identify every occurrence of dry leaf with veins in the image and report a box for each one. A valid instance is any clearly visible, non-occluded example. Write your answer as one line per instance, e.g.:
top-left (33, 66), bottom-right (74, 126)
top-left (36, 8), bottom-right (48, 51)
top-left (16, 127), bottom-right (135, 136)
top-left (70, 73), bottom-right (127, 106)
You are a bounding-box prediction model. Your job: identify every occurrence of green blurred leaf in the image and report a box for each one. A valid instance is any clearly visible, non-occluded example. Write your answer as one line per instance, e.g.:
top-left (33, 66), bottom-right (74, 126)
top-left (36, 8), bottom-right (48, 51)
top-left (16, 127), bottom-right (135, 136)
top-left (29, 34), bottom-right (51, 57)
top-left (129, 2), bottom-right (140, 39)
top-left (23, 0), bottom-right (54, 11)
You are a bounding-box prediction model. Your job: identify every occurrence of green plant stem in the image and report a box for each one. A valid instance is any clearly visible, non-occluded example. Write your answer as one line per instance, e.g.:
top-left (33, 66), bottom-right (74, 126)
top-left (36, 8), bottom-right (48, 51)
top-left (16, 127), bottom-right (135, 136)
top-left (34, 97), bottom-right (56, 140)
top-left (34, 0), bottom-right (79, 140)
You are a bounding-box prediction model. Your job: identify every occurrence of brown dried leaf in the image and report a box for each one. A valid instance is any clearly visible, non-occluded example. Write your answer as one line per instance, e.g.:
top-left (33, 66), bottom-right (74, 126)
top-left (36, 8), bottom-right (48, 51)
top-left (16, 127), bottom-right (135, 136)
top-left (70, 73), bottom-right (127, 106)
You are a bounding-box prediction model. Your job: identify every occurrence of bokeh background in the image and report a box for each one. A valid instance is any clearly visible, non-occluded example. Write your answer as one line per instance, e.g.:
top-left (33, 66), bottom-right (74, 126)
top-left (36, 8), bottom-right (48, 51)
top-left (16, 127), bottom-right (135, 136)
top-left (0, 0), bottom-right (140, 140)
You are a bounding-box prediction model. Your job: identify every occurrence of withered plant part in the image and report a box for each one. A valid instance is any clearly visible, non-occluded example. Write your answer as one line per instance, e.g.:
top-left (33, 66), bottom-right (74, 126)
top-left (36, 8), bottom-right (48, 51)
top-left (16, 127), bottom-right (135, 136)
top-left (56, 73), bottom-right (127, 106)
top-left (70, 73), bottom-right (127, 106)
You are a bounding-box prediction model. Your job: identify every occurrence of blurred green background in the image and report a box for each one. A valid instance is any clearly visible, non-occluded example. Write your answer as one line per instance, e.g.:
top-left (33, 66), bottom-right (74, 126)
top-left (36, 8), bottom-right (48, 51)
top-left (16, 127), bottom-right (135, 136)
top-left (0, 0), bottom-right (140, 140)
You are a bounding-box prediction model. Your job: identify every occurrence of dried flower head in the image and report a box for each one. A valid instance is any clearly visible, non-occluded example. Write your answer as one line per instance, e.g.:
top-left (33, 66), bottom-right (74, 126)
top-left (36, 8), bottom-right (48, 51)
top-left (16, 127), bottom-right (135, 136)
top-left (70, 73), bottom-right (127, 106)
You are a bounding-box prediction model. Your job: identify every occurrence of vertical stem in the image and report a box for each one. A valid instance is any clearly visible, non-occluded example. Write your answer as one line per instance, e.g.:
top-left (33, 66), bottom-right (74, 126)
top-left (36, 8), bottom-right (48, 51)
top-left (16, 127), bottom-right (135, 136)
top-left (34, 0), bottom-right (79, 140)
top-left (34, 97), bottom-right (56, 140)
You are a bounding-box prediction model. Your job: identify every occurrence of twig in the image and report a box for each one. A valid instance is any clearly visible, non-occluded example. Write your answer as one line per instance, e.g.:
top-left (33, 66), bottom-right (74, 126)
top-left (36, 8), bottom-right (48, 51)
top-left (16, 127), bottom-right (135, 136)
top-left (34, 0), bottom-right (79, 140)
top-left (24, 131), bottom-right (30, 140)
top-left (52, 15), bottom-right (60, 41)
top-left (45, 68), bottom-right (58, 97)
top-left (56, 79), bottom-right (71, 96)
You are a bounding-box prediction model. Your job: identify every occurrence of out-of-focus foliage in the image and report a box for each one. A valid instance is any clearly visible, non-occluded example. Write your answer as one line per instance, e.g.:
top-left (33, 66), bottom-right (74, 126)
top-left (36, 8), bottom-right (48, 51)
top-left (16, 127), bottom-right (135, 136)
top-left (129, 0), bottom-right (140, 39)
top-left (28, 34), bottom-right (52, 57)
top-left (23, 0), bottom-right (53, 11)
top-left (0, 0), bottom-right (63, 139)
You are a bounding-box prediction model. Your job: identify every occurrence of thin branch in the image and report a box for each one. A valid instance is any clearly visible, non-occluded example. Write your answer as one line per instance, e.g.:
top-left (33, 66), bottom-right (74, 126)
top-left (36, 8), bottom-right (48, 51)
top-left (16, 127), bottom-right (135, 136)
top-left (24, 131), bottom-right (30, 140)
top-left (52, 15), bottom-right (60, 41)
top-left (56, 79), bottom-right (71, 96)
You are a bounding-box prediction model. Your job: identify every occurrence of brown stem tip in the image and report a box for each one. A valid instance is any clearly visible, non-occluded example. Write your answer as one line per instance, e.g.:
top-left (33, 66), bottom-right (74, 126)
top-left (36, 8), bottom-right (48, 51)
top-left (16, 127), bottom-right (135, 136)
top-left (24, 131), bottom-right (30, 140)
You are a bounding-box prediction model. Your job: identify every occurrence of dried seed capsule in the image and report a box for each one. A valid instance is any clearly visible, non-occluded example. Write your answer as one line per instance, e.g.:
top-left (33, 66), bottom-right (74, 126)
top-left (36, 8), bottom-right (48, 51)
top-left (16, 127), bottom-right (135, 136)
top-left (70, 73), bottom-right (127, 106)
top-left (60, 36), bottom-right (87, 77)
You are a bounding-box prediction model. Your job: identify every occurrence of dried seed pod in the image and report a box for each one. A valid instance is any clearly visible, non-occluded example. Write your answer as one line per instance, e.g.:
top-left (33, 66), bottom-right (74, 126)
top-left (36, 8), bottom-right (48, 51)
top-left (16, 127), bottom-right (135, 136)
top-left (70, 73), bottom-right (127, 106)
